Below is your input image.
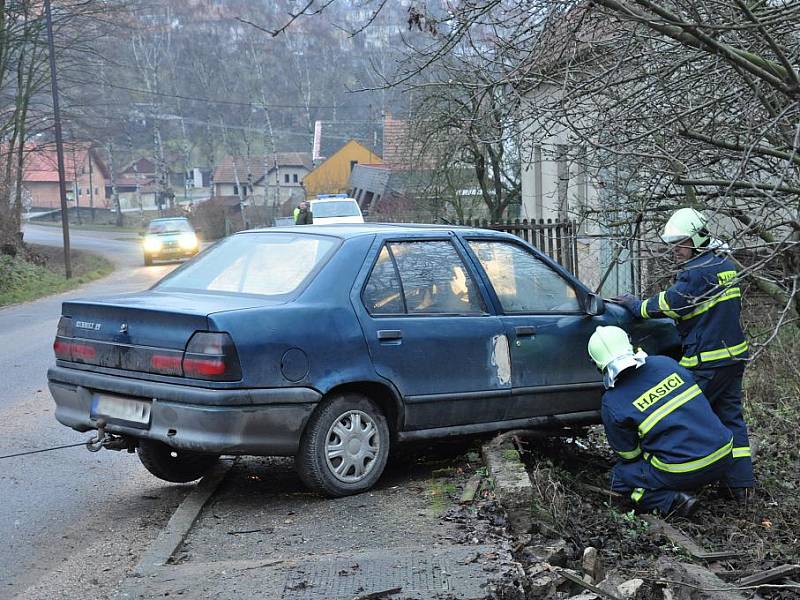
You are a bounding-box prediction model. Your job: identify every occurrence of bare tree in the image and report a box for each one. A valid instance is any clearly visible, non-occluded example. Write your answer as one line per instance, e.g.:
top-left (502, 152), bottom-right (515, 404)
top-left (275, 0), bottom-right (800, 335)
top-left (1, 0), bottom-right (111, 250)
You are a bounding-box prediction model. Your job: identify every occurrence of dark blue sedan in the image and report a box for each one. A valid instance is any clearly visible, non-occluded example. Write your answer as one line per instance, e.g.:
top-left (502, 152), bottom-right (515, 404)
top-left (48, 224), bottom-right (678, 496)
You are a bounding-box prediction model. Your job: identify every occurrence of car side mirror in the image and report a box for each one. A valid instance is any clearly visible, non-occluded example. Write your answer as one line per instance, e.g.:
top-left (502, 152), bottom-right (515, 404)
top-left (585, 292), bottom-right (605, 316)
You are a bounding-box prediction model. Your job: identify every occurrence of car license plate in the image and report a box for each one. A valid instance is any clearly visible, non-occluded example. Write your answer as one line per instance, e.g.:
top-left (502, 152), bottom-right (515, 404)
top-left (91, 393), bottom-right (151, 426)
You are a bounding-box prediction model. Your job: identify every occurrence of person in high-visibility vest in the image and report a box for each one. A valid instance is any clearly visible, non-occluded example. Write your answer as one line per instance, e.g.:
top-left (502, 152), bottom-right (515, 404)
top-left (614, 208), bottom-right (754, 500)
top-left (293, 201), bottom-right (313, 225)
top-left (588, 326), bottom-right (734, 517)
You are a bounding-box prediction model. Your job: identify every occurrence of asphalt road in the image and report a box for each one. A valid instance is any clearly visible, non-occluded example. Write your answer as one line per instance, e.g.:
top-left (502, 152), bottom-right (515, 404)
top-left (0, 225), bottom-right (190, 596)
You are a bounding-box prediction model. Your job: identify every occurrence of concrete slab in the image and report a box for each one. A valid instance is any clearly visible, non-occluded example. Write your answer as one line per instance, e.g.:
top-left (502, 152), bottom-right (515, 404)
top-left (116, 451), bottom-right (524, 600)
top-left (120, 545), bottom-right (514, 599)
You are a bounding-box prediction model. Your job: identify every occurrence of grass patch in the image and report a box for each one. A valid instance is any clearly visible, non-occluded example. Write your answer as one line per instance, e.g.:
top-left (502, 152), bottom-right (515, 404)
top-left (0, 244), bottom-right (114, 306)
top-left (428, 479), bottom-right (458, 516)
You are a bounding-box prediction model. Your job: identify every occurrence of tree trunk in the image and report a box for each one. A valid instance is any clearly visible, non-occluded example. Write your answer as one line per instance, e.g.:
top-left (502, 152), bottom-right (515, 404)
top-left (106, 143), bottom-right (123, 227)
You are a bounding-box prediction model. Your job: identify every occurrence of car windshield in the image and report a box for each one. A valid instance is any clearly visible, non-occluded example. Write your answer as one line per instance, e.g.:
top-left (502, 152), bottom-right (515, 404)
top-left (148, 219), bottom-right (193, 234)
top-left (155, 232), bottom-right (338, 296)
top-left (311, 200), bottom-right (360, 218)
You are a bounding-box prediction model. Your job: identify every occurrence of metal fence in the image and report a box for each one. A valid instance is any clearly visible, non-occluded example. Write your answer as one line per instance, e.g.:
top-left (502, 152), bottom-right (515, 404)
top-left (456, 218), bottom-right (579, 275)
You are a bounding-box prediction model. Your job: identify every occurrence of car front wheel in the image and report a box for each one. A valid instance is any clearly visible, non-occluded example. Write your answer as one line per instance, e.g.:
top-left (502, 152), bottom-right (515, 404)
top-left (296, 393), bottom-right (390, 497)
top-left (143, 253), bottom-right (153, 266)
top-left (137, 439), bottom-right (219, 483)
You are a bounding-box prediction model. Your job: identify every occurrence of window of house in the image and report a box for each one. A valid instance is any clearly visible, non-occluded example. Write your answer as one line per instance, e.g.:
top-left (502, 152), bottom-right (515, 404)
top-left (350, 160), bottom-right (358, 172)
top-left (468, 241), bottom-right (579, 313)
top-left (388, 241), bottom-right (484, 315)
top-left (284, 174), bottom-right (290, 183)
top-left (293, 174), bottom-right (298, 183)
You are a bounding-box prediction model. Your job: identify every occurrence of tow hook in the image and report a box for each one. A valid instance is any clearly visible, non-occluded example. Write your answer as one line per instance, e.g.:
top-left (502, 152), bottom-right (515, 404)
top-left (85, 420), bottom-right (137, 453)
top-left (86, 419), bottom-right (108, 452)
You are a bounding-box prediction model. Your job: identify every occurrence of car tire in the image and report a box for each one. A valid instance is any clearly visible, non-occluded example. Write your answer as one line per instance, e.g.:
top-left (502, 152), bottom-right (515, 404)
top-left (144, 253), bottom-right (153, 266)
top-left (296, 393), bottom-right (390, 497)
top-left (137, 439), bottom-right (219, 483)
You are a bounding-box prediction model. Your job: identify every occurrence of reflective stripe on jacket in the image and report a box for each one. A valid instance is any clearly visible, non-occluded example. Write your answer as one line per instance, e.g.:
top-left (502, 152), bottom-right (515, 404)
top-left (633, 253), bottom-right (748, 369)
top-left (601, 355), bottom-right (733, 473)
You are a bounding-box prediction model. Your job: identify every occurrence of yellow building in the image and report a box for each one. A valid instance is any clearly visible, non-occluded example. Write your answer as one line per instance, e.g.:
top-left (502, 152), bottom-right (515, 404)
top-left (304, 140), bottom-right (382, 197)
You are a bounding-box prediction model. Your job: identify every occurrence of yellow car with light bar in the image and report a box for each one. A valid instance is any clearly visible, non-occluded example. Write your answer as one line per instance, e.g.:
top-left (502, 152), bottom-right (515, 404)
top-left (142, 217), bottom-right (199, 266)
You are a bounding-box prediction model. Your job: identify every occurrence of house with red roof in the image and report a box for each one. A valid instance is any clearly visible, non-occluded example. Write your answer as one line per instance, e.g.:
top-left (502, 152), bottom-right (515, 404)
top-left (23, 142), bottom-right (110, 211)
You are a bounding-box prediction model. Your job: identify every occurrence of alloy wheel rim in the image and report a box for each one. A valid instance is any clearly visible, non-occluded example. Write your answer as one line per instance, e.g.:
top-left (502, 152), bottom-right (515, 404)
top-left (325, 409), bottom-right (380, 483)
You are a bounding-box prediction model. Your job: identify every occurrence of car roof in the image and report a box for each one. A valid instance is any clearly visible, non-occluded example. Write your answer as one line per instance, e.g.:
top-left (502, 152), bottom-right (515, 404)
top-left (308, 197), bottom-right (356, 203)
top-left (238, 223), bottom-right (518, 240)
top-left (149, 217), bottom-right (189, 223)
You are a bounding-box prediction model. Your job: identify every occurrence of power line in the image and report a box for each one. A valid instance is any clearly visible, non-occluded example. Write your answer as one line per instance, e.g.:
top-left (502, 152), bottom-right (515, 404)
top-left (71, 79), bottom-right (378, 111)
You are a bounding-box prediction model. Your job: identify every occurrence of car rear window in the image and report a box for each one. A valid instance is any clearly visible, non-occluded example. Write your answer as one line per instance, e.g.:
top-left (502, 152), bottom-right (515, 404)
top-left (311, 200), bottom-right (360, 217)
top-left (155, 233), bottom-right (337, 296)
top-left (148, 219), bottom-right (193, 234)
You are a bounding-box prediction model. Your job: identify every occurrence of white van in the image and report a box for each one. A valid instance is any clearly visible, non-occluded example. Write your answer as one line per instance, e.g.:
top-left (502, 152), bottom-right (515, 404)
top-left (308, 195), bottom-right (364, 224)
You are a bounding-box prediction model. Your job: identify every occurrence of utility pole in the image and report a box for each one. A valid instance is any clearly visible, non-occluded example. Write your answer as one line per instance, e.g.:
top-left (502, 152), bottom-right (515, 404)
top-left (43, 0), bottom-right (71, 278)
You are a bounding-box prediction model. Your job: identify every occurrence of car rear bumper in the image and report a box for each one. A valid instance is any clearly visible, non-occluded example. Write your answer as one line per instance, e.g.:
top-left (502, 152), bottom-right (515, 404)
top-left (47, 366), bottom-right (321, 455)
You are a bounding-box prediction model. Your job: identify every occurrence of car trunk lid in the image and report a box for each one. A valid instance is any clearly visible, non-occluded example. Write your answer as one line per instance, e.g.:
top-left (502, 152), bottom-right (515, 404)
top-left (55, 291), bottom-right (275, 377)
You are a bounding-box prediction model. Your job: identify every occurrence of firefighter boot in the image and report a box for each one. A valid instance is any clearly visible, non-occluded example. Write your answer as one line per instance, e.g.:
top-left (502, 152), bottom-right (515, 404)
top-left (669, 492), bottom-right (700, 518)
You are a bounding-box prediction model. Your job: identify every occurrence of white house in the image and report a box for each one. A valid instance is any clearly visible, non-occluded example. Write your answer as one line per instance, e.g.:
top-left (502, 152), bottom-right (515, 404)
top-left (212, 153), bottom-right (312, 207)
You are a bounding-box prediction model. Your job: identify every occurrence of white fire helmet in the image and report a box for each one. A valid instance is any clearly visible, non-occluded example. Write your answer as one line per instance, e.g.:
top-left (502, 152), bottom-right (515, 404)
top-left (661, 208), bottom-right (709, 247)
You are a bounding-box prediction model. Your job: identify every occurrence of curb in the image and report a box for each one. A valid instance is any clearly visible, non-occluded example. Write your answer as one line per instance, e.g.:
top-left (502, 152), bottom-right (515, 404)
top-left (482, 438), bottom-right (533, 534)
top-left (129, 458), bottom-right (234, 578)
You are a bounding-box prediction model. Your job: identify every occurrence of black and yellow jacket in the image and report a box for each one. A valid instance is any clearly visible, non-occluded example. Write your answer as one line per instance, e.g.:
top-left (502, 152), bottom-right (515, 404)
top-left (630, 253), bottom-right (748, 369)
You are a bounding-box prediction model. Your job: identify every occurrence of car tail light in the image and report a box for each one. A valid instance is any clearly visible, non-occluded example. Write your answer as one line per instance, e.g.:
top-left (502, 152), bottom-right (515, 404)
top-left (182, 332), bottom-right (241, 381)
top-left (53, 317), bottom-right (100, 364)
top-left (54, 316), bottom-right (74, 361)
top-left (53, 339), bottom-right (72, 360)
top-left (53, 339), bottom-right (97, 362)
top-left (150, 353), bottom-right (183, 375)
top-left (71, 342), bottom-right (97, 361)
top-left (53, 339), bottom-right (97, 363)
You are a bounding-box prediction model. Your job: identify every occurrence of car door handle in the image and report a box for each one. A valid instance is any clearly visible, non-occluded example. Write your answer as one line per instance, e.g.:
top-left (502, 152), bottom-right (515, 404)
top-left (377, 330), bottom-right (403, 341)
top-left (515, 326), bottom-right (537, 337)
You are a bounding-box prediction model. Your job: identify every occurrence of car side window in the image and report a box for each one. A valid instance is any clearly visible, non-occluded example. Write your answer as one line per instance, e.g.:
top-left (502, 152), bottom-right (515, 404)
top-left (362, 246), bottom-right (405, 315)
top-left (468, 240), bottom-right (580, 313)
top-left (389, 241), bottom-right (484, 314)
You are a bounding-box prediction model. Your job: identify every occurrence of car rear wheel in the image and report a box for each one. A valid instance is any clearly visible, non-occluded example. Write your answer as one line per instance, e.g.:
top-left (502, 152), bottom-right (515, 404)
top-left (296, 393), bottom-right (390, 497)
top-left (137, 439), bottom-right (219, 483)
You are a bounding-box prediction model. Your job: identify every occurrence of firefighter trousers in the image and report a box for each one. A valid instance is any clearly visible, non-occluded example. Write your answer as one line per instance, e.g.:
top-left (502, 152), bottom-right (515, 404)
top-left (692, 362), bottom-right (755, 489)
top-left (610, 454), bottom-right (733, 514)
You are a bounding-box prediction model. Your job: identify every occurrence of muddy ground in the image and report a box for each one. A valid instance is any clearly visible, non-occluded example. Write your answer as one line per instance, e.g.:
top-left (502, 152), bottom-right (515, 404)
top-left (513, 428), bottom-right (798, 598)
